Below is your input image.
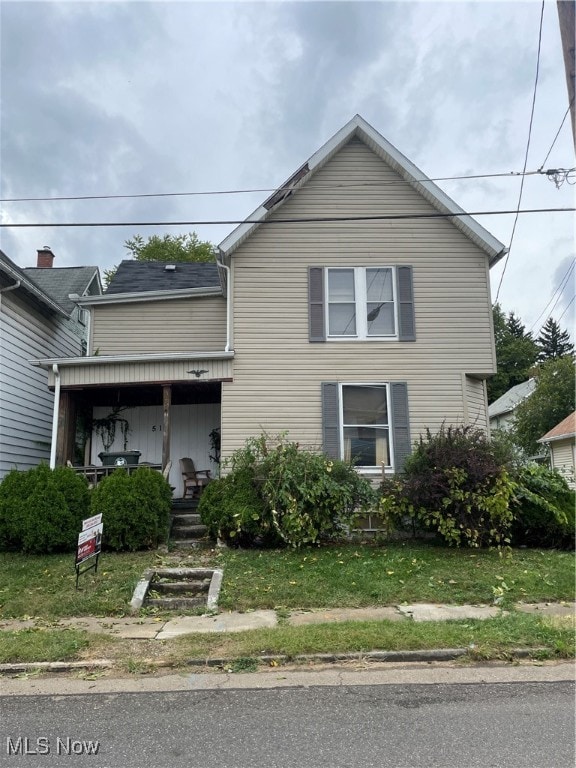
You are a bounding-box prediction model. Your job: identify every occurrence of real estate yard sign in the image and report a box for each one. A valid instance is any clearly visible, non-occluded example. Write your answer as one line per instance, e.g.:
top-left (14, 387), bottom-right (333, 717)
top-left (75, 514), bottom-right (103, 589)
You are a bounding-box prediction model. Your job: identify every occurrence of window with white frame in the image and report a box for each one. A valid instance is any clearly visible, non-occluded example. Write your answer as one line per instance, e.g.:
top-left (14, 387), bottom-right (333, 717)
top-left (340, 383), bottom-right (391, 468)
top-left (327, 267), bottom-right (396, 339)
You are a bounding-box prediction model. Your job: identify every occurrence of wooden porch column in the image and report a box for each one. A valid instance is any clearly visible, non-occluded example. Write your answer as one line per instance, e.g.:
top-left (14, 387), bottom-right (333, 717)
top-left (56, 391), bottom-right (77, 466)
top-left (162, 385), bottom-right (172, 471)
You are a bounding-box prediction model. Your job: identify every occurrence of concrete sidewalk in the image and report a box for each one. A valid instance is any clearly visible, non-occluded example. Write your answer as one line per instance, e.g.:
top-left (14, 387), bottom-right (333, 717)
top-left (1, 601), bottom-right (573, 640)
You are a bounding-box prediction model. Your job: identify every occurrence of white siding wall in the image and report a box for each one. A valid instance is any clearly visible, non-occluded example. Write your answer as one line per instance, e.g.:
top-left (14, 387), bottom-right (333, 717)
top-left (0, 292), bottom-right (80, 477)
top-left (221, 138), bottom-right (495, 462)
top-left (465, 376), bottom-right (489, 433)
top-left (91, 296), bottom-right (227, 355)
top-left (91, 403), bottom-right (220, 494)
top-left (550, 439), bottom-right (576, 490)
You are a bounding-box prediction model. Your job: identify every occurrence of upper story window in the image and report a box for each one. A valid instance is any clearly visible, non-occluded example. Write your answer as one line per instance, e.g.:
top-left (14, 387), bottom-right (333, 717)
top-left (309, 265), bottom-right (415, 343)
top-left (327, 267), bottom-right (396, 339)
top-left (77, 307), bottom-right (89, 326)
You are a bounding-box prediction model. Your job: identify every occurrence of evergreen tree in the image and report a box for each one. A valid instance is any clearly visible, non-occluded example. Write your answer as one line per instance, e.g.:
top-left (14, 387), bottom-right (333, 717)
top-left (536, 318), bottom-right (574, 361)
top-left (487, 304), bottom-right (538, 403)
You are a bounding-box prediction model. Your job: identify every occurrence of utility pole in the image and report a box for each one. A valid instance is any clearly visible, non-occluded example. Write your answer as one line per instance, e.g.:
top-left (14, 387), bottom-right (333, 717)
top-left (556, 0), bottom-right (576, 151)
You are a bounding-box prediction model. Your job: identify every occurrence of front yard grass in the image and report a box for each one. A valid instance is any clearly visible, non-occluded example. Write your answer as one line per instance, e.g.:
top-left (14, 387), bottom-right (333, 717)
top-left (0, 543), bottom-right (574, 620)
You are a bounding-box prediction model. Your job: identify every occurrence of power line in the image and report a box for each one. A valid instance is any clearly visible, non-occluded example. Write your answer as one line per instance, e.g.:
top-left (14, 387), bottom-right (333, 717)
top-left (540, 100), bottom-right (574, 169)
top-left (495, 0), bottom-right (545, 303)
top-left (0, 169), bottom-right (557, 204)
top-left (0, 207), bottom-right (574, 229)
top-left (529, 258), bottom-right (576, 333)
top-left (556, 294), bottom-right (575, 324)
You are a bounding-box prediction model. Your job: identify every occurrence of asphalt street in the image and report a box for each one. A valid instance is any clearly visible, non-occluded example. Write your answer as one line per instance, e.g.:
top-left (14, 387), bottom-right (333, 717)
top-left (1, 679), bottom-right (574, 768)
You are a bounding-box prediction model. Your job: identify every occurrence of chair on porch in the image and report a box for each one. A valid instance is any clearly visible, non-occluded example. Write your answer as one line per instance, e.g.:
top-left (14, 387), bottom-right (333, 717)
top-left (180, 458), bottom-right (211, 499)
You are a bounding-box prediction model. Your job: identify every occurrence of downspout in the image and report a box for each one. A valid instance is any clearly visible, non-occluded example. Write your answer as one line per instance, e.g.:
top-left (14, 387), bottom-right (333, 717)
top-left (216, 260), bottom-right (231, 352)
top-left (50, 363), bottom-right (60, 470)
top-left (0, 279), bottom-right (21, 295)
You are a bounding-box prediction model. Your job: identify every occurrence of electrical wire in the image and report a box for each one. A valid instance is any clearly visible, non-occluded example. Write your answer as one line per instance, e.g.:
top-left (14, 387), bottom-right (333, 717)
top-left (556, 294), bottom-right (575, 324)
top-left (0, 170), bottom-right (551, 204)
top-left (0, 207), bottom-right (574, 229)
top-left (529, 259), bottom-right (576, 332)
top-left (540, 99), bottom-right (574, 169)
top-left (495, 0), bottom-right (545, 303)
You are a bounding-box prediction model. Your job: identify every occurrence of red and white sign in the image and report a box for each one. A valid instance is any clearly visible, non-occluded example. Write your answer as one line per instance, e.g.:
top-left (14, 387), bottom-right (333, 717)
top-left (76, 520), bottom-right (103, 565)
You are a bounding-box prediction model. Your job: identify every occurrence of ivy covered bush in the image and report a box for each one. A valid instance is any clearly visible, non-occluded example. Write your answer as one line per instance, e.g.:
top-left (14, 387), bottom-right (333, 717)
top-left (90, 467), bottom-right (171, 551)
top-left (380, 424), bottom-right (515, 548)
top-left (199, 433), bottom-right (375, 548)
top-left (0, 465), bottom-right (90, 554)
top-left (510, 464), bottom-right (575, 549)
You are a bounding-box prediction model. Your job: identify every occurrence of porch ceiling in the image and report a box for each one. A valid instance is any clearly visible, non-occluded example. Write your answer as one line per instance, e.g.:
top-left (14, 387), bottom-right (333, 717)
top-left (69, 382), bottom-right (221, 407)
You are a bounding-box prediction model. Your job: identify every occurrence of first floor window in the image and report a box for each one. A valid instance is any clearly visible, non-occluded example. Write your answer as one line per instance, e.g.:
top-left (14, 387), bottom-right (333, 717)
top-left (341, 383), bottom-right (390, 467)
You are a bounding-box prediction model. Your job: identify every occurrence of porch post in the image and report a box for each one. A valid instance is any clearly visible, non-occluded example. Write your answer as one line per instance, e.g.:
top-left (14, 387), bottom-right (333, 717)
top-left (162, 385), bottom-right (172, 471)
top-left (56, 391), bottom-right (76, 466)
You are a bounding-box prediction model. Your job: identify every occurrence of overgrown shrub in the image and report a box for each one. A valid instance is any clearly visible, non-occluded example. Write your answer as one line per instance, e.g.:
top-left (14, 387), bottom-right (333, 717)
top-left (510, 464), bottom-right (575, 549)
top-left (90, 468), bottom-right (171, 551)
top-left (0, 465), bottom-right (89, 553)
top-left (199, 433), bottom-right (375, 548)
top-left (380, 425), bottom-right (515, 547)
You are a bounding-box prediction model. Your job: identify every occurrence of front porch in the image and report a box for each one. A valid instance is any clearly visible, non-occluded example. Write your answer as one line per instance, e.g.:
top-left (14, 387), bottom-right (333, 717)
top-left (56, 382), bottom-right (221, 496)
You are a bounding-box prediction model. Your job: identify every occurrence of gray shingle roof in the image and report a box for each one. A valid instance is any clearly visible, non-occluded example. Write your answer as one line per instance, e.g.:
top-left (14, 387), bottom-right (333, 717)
top-left (488, 379), bottom-right (536, 419)
top-left (25, 266), bottom-right (99, 314)
top-left (105, 261), bottom-right (221, 294)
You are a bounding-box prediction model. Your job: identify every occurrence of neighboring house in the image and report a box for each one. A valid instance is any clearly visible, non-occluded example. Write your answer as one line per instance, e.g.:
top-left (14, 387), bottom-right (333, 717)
top-left (0, 247), bottom-right (101, 478)
top-left (32, 115), bottom-right (506, 495)
top-left (538, 411), bottom-right (576, 489)
top-left (488, 379), bottom-right (536, 432)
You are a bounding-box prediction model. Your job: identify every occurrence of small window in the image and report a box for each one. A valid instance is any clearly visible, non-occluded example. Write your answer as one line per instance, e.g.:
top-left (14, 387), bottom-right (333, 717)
top-left (77, 307), bottom-right (89, 326)
top-left (340, 384), bottom-right (391, 468)
top-left (326, 267), bottom-right (396, 339)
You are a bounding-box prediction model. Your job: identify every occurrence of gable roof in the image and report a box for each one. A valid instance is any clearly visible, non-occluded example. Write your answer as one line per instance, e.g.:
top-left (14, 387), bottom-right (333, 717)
top-left (0, 249), bottom-right (69, 317)
top-left (488, 379), bottom-right (536, 419)
top-left (219, 114), bottom-right (507, 265)
top-left (106, 260), bottom-right (221, 294)
top-left (539, 411), bottom-right (576, 443)
top-left (24, 266), bottom-right (100, 314)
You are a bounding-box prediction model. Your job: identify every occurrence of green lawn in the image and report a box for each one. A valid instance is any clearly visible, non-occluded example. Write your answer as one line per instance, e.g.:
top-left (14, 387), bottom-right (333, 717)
top-left (0, 543), bottom-right (574, 620)
top-left (216, 542), bottom-right (576, 611)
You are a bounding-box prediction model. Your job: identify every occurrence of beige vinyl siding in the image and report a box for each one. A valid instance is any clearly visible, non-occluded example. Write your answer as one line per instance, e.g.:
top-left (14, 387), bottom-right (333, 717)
top-left (550, 439), bottom-right (576, 489)
top-left (49, 358), bottom-right (232, 388)
top-left (221, 138), bottom-right (495, 462)
top-left (464, 375), bottom-right (488, 433)
top-left (91, 296), bottom-right (227, 355)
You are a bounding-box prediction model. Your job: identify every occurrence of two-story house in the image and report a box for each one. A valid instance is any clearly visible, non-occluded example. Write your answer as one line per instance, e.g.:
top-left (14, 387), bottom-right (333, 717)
top-left (32, 115), bottom-right (506, 495)
top-left (0, 247), bottom-right (101, 478)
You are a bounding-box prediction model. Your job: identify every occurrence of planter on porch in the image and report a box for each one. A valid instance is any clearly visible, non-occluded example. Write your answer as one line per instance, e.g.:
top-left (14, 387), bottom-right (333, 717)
top-left (98, 450), bottom-right (141, 467)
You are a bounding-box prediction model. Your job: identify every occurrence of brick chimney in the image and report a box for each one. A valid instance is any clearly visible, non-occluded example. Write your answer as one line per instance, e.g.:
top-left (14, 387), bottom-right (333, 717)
top-left (36, 246), bottom-right (55, 268)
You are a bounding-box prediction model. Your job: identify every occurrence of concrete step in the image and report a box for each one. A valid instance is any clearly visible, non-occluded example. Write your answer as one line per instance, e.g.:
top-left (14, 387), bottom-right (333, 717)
top-left (171, 512), bottom-right (202, 525)
top-left (171, 499), bottom-right (199, 512)
top-left (170, 538), bottom-right (213, 550)
top-left (152, 580), bottom-right (210, 595)
top-left (171, 524), bottom-right (208, 538)
top-left (146, 597), bottom-right (206, 610)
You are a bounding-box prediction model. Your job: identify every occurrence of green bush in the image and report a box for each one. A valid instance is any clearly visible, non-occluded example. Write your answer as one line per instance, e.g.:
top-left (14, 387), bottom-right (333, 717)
top-left (90, 468), bottom-right (171, 551)
top-left (510, 464), bottom-right (575, 549)
top-left (0, 465), bottom-right (89, 553)
top-left (380, 424), bottom-right (515, 548)
top-left (199, 433), bottom-right (375, 548)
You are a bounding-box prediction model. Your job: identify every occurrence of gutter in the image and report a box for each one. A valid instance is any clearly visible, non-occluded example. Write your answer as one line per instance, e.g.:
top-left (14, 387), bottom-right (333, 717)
top-left (49, 364), bottom-right (60, 469)
top-left (0, 261), bottom-right (68, 317)
top-left (0, 278), bottom-right (21, 295)
top-left (216, 260), bottom-right (231, 352)
top-left (30, 350), bottom-right (235, 369)
top-left (69, 285), bottom-right (222, 306)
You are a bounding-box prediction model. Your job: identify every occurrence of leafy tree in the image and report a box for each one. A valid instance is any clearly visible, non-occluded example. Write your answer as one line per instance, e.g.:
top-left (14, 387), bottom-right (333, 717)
top-left (536, 317), bottom-right (574, 361)
top-left (513, 356), bottom-right (576, 455)
top-left (104, 232), bottom-right (216, 288)
top-left (487, 304), bottom-right (538, 403)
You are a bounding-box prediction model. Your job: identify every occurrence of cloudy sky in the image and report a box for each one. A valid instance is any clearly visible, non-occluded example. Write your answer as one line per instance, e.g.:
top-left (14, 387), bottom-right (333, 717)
top-left (1, 0), bottom-right (574, 338)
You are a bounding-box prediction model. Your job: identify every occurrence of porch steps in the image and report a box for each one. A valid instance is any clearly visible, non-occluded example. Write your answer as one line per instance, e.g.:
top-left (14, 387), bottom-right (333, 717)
top-left (169, 499), bottom-right (212, 550)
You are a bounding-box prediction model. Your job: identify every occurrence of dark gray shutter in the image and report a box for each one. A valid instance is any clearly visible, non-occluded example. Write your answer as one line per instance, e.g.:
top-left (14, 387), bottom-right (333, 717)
top-left (390, 382), bottom-right (411, 472)
top-left (321, 382), bottom-right (340, 458)
top-left (396, 266), bottom-right (415, 342)
top-left (308, 267), bottom-right (325, 342)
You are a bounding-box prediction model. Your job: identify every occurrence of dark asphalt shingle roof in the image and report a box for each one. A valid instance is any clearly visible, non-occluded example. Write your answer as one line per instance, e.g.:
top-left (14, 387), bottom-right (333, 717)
top-left (105, 260), bottom-right (221, 294)
top-left (24, 266), bottom-right (99, 314)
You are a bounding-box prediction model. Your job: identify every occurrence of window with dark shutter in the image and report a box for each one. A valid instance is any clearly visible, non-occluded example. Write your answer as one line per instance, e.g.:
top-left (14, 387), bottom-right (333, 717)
top-left (308, 267), bottom-right (325, 342)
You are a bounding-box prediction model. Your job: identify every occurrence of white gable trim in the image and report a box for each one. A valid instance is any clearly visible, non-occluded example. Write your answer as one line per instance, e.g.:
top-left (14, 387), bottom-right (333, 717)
top-left (219, 115), bottom-right (507, 266)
